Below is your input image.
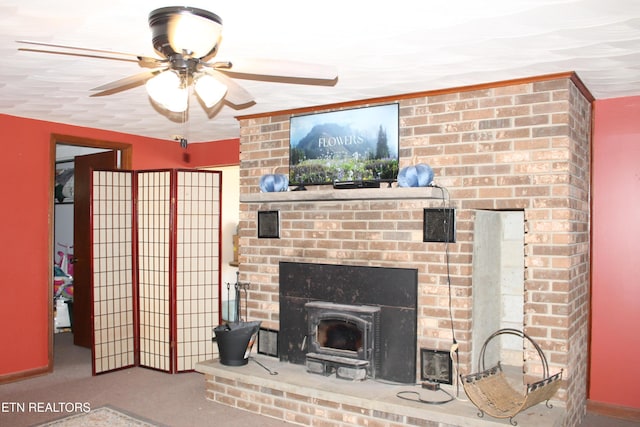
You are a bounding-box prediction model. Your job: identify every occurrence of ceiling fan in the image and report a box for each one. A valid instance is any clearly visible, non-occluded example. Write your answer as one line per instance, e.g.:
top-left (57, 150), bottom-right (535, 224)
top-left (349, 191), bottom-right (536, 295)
top-left (17, 6), bottom-right (338, 140)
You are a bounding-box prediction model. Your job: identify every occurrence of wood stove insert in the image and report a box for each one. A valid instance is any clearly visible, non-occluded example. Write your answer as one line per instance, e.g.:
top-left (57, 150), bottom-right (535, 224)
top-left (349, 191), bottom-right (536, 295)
top-left (305, 301), bottom-right (381, 380)
top-left (279, 262), bottom-right (418, 384)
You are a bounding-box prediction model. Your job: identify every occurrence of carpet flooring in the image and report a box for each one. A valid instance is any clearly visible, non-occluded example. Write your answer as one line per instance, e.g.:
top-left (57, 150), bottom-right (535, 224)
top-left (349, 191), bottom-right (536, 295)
top-left (0, 332), bottom-right (637, 426)
top-left (0, 333), bottom-right (289, 427)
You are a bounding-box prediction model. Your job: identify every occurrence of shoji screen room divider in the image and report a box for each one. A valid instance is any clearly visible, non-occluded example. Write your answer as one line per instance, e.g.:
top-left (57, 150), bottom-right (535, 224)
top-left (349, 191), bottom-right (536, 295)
top-left (91, 169), bottom-right (221, 375)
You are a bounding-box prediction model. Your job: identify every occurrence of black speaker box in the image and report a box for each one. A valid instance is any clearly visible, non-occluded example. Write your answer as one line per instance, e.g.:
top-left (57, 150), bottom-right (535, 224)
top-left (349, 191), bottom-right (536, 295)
top-left (423, 208), bottom-right (456, 243)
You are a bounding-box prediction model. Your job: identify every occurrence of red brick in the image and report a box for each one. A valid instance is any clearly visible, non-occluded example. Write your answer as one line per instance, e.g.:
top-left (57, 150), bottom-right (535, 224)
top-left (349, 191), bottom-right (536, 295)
top-left (235, 76), bottom-right (591, 420)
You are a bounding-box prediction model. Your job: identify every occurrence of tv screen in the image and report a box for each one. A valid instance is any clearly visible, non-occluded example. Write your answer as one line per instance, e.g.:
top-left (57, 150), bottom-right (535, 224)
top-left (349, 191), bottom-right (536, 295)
top-left (289, 103), bottom-right (399, 187)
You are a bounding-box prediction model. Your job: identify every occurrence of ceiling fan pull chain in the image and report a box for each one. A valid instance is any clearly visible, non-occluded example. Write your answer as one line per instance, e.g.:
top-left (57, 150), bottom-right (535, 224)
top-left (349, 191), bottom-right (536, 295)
top-left (180, 85), bottom-right (192, 148)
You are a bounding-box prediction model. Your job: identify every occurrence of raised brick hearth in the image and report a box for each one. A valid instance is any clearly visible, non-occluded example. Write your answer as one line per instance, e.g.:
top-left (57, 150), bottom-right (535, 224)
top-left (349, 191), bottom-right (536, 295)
top-left (198, 73), bottom-right (592, 426)
top-left (196, 355), bottom-right (564, 427)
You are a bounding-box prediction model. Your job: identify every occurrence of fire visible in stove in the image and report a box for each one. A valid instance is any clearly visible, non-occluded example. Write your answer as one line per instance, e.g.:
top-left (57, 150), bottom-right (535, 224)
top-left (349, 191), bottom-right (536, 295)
top-left (305, 301), bottom-right (380, 381)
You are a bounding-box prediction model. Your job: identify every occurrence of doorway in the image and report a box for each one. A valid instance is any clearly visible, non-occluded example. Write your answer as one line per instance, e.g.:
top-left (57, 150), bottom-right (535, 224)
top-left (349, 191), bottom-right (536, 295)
top-left (50, 134), bottom-right (132, 368)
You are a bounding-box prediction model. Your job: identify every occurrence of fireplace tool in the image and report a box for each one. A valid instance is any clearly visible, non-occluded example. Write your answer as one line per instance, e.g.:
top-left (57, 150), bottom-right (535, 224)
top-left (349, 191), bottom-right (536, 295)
top-left (214, 272), bottom-right (260, 366)
top-left (234, 272), bottom-right (278, 375)
top-left (214, 273), bottom-right (278, 374)
top-left (224, 271), bottom-right (248, 322)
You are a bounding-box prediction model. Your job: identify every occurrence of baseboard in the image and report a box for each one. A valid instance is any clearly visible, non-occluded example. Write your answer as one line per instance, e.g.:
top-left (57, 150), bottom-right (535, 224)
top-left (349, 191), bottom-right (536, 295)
top-left (0, 365), bottom-right (51, 385)
top-left (587, 399), bottom-right (640, 422)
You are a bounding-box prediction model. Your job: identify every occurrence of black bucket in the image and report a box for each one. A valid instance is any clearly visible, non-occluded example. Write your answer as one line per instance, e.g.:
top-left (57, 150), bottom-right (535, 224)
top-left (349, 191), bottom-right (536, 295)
top-left (213, 321), bottom-right (261, 366)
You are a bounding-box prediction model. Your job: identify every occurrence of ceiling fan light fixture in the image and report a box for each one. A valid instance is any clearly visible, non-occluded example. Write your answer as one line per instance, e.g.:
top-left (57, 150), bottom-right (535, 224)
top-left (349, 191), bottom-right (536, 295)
top-left (145, 70), bottom-right (188, 112)
top-left (163, 89), bottom-right (188, 113)
top-left (168, 13), bottom-right (222, 58)
top-left (149, 6), bottom-right (223, 58)
top-left (195, 74), bottom-right (228, 108)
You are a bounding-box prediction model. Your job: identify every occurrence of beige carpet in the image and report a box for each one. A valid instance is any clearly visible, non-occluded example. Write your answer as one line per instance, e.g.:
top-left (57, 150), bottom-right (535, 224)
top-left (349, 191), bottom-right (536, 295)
top-left (36, 405), bottom-right (162, 427)
top-left (2, 333), bottom-right (637, 427)
top-left (0, 333), bottom-right (290, 427)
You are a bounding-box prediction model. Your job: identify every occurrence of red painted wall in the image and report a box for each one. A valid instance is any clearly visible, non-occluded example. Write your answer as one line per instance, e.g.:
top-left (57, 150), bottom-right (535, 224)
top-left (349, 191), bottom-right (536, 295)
top-left (0, 114), bottom-right (238, 379)
top-left (590, 96), bottom-right (640, 408)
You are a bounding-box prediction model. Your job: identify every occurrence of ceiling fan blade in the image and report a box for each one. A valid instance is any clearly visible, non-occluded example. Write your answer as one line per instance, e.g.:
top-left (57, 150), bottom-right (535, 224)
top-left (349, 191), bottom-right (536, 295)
top-left (212, 58), bottom-right (338, 85)
top-left (17, 40), bottom-right (141, 59)
top-left (90, 69), bottom-right (165, 97)
top-left (202, 69), bottom-right (255, 106)
top-left (18, 47), bottom-right (140, 64)
top-left (16, 40), bottom-right (165, 68)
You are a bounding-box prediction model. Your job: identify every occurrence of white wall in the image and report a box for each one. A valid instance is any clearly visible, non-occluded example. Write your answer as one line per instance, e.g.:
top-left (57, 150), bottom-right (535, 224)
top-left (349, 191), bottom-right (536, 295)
top-left (205, 165), bottom-right (240, 316)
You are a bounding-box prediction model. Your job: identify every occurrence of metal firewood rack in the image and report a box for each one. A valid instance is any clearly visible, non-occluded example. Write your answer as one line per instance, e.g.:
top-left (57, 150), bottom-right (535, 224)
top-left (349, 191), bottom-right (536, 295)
top-left (460, 328), bottom-right (563, 426)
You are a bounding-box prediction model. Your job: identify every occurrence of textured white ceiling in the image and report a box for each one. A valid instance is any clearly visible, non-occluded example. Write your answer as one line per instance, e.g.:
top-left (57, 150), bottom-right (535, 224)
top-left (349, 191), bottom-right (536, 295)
top-left (1, 0), bottom-right (640, 144)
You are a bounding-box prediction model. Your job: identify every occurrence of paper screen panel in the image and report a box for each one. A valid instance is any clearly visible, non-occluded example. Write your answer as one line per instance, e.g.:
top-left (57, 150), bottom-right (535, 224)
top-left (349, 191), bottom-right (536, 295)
top-left (175, 170), bottom-right (221, 371)
top-left (92, 170), bottom-right (135, 374)
top-left (137, 171), bottom-right (171, 371)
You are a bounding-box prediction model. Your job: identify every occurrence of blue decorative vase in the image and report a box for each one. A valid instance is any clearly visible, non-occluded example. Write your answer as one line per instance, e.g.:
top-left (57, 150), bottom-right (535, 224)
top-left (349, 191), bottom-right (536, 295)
top-left (259, 174), bottom-right (289, 192)
top-left (397, 164), bottom-right (434, 187)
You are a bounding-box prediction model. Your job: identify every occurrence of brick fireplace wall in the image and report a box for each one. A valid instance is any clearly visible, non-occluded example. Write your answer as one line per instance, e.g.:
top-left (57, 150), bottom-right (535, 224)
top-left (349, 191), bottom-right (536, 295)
top-left (235, 73), bottom-right (592, 425)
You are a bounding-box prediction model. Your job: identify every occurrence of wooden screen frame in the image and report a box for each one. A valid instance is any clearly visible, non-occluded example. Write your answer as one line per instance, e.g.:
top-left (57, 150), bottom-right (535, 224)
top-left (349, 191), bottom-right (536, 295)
top-left (91, 169), bottom-right (222, 375)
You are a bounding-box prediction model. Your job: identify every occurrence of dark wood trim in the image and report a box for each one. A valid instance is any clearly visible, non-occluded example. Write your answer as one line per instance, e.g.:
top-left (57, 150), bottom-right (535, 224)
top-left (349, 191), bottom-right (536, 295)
top-left (0, 366), bottom-right (51, 384)
top-left (587, 400), bottom-right (640, 422)
top-left (586, 96), bottom-right (597, 409)
top-left (569, 72), bottom-right (596, 102)
top-left (51, 134), bottom-right (133, 169)
top-left (236, 71), bottom-right (594, 121)
top-left (44, 135), bottom-right (133, 381)
top-left (170, 170), bottom-right (178, 373)
top-left (47, 136), bottom-right (56, 375)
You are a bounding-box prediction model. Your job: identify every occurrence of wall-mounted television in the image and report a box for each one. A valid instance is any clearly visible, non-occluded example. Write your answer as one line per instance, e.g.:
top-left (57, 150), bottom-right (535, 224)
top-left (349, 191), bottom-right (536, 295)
top-left (289, 103), bottom-right (399, 188)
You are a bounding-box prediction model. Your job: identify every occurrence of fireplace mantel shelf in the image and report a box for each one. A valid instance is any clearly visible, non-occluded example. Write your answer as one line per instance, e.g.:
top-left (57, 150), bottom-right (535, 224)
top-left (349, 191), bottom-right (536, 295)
top-left (240, 186), bottom-right (443, 203)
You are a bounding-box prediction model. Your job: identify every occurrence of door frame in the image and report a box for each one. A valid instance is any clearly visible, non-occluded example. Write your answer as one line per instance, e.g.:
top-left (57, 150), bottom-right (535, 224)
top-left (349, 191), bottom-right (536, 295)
top-left (48, 134), bottom-right (133, 370)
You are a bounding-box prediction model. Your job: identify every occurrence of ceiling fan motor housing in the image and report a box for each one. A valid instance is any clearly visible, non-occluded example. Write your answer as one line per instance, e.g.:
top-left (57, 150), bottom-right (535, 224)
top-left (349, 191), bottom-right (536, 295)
top-left (148, 6), bottom-right (223, 59)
